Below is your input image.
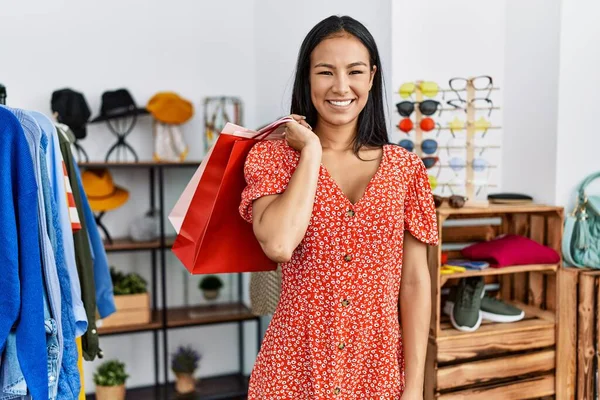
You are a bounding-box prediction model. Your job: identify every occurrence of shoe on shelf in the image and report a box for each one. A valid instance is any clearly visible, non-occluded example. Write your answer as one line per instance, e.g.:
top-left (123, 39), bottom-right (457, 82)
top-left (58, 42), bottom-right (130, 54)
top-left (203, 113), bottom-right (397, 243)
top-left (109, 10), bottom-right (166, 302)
top-left (445, 277), bottom-right (485, 332)
top-left (480, 296), bottom-right (525, 323)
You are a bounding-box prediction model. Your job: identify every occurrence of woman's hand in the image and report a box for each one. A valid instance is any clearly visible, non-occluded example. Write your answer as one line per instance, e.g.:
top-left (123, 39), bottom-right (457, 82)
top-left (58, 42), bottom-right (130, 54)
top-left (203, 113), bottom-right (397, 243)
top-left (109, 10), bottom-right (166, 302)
top-left (283, 114), bottom-right (320, 153)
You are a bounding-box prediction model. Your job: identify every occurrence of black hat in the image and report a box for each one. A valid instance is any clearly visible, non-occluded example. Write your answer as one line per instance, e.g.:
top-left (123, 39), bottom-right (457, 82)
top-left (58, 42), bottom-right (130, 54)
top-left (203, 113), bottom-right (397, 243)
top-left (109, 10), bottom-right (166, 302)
top-left (90, 89), bottom-right (149, 123)
top-left (51, 88), bottom-right (91, 139)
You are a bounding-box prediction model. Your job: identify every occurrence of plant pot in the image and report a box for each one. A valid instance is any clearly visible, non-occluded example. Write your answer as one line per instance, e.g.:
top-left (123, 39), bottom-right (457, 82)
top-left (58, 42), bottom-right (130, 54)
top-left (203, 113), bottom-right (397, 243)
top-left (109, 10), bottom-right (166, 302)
top-left (95, 384), bottom-right (126, 400)
top-left (202, 289), bottom-right (220, 301)
top-left (175, 372), bottom-right (197, 394)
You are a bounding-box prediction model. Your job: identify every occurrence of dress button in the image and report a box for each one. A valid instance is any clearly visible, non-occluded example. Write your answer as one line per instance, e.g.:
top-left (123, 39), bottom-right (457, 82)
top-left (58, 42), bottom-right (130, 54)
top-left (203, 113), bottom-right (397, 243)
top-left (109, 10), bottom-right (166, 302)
top-left (347, 209), bottom-right (355, 217)
top-left (338, 342), bottom-right (345, 350)
top-left (344, 254), bottom-right (352, 262)
top-left (91, 329), bottom-right (97, 334)
top-left (334, 387), bottom-right (341, 395)
top-left (341, 299), bottom-right (350, 307)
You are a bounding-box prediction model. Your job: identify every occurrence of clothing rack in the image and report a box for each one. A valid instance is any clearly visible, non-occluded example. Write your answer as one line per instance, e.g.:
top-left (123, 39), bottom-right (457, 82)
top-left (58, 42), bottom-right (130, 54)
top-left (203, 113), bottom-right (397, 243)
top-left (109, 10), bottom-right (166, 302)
top-left (0, 84), bottom-right (6, 105)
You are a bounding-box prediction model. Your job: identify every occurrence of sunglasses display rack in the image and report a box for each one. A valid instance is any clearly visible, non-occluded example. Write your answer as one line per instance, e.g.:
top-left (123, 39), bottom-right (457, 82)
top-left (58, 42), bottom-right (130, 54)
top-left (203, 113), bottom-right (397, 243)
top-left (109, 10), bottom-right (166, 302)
top-left (457, 78), bottom-right (501, 208)
top-left (397, 77), bottom-right (502, 208)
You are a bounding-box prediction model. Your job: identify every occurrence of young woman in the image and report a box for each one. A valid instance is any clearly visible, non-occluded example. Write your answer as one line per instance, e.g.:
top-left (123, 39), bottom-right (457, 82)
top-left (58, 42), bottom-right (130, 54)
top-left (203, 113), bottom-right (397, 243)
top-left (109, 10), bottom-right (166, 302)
top-left (240, 15), bottom-right (438, 400)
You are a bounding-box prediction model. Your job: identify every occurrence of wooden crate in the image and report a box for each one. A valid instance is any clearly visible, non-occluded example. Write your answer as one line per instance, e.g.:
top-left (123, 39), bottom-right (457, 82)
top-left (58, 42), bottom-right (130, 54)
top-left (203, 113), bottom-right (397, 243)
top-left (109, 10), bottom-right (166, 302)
top-left (559, 267), bottom-right (600, 400)
top-left (99, 293), bottom-right (151, 328)
top-left (425, 204), bottom-right (564, 400)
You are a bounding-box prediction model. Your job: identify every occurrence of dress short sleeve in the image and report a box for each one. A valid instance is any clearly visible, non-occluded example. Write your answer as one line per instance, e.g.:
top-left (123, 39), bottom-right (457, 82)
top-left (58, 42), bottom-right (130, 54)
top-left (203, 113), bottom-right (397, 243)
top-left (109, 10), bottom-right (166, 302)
top-left (403, 155), bottom-right (439, 245)
top-left (239, 140), bottom-right (293, 224)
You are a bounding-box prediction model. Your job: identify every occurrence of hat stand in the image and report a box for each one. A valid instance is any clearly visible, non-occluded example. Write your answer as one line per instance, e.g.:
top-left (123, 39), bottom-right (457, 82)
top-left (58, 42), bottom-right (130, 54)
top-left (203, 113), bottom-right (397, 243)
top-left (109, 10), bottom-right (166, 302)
top-left (94, 211), bottom-right (113, 244)
top-left (104, 114), bottom-right (139, 162)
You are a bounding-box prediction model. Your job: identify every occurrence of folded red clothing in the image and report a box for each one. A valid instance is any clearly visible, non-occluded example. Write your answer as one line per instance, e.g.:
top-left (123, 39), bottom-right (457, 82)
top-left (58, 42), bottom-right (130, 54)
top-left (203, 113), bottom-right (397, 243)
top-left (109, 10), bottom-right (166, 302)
top-left (460, 234), bottom-right (560, 267)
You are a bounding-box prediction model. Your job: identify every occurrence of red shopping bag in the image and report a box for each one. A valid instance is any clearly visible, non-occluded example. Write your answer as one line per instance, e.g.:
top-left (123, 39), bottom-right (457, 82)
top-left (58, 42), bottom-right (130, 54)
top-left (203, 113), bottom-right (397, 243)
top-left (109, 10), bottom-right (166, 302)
top-left (171, 118), bottom-right (292, 274)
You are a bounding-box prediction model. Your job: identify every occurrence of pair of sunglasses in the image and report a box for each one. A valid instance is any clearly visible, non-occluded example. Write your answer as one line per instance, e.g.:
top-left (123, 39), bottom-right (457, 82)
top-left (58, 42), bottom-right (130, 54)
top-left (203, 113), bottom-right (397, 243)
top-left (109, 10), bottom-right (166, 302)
top-left (399, 138), bottom-right (438, 154)
top-left (447, 97), bottom-right (494, 117)
top-left (399, 81), bottom-right (439, 99)
top-left (449, 157), bottom-right (489, 172)
top-left (396, 100), bottom-right (441, 117)
top-left (434, 195), bottom-right (467, 209)
top-left (398, 118), bottom-right (441, 133)
top-left (449, 76), bottom-right (493, 101)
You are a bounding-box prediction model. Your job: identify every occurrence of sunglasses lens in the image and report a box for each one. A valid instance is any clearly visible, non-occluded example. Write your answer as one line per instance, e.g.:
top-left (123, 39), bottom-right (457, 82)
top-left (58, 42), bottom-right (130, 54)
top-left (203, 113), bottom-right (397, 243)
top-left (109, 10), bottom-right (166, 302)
top-left (420, 82), bottom-right (439, 98)
top-left (429, 175), bottom-right (438, 190)
top-left (396, 101), bottom-right (414, 117)
top-left (398, 118), bottom-right (413, 133)
top-left (420, 118), bottom-right (435, 132)
top-left (433, 195), bottom-right (443, 208)
top-left (399, 139), bottom-right (414, 152)
top-left (419, 100), bottom-right (439, 116)
top-left (421, 139), bottom-right (438, 155)
top-left (472, 77), bottom-right (492, 90)
top-left (399, 82), bottom-right (415, 98)
top-left (449, 78), bottom-right (467, 91)
top-left (449, 195), bottom-right (466, 208)
top-left (449, 157), bottom-right (466, 172)
top-left (422, 157), bottom-right (438, 169)
top-left (472, 158), bottom-right (488, 172)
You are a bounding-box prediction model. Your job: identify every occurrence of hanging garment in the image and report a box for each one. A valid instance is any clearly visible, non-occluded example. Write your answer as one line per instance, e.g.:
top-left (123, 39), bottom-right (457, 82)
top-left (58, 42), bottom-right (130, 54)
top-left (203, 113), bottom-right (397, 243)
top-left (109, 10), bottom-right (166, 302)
top-left (32, 112), bottom-right (81, 398)
top-left (57, 125), bottom-right (101, 361)
top-left (73, 159), bottom-right (116, 318)
top-left (48, 122), bottom-right (88, 337)
top-left (0, 107), bottom-right (48, 400)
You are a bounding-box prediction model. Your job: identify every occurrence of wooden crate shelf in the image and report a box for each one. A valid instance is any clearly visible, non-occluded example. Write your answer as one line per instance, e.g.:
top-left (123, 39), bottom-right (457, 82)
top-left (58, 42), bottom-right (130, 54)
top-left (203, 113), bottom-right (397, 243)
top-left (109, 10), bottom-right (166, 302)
top-left (440, 263), bottom-right (559, 285)
top-left (425, 204), bottom-right (565, 400)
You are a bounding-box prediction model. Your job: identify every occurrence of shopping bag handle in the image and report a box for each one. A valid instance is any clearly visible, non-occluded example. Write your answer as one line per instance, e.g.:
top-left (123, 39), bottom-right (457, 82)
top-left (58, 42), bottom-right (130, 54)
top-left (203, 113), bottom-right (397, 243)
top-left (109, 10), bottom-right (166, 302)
top-left (252, 117), bottom-right (295, 140)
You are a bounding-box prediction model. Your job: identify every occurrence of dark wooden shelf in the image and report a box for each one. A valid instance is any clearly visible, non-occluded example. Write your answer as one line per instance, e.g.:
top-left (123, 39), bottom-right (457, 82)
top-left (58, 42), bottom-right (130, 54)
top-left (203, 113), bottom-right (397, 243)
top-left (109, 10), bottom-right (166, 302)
top-left (86, 373), bottom-right (249, 400)
top-left (166, 303), bottom-right (258, 328)
top-left (104, 236), bottom-right (176, 252)
top-left (97, 303), bottom-right (258, 336)
top-left (97, 315), bottom-right (163, 336)
top-left (79, 161), bottom-right (202, 168)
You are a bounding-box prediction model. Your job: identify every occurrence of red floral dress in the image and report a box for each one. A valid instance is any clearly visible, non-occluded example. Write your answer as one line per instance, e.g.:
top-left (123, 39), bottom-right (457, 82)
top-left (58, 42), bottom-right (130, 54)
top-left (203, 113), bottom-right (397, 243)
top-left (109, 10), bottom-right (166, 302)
top-left (240, 139), bottom-right (439, 399)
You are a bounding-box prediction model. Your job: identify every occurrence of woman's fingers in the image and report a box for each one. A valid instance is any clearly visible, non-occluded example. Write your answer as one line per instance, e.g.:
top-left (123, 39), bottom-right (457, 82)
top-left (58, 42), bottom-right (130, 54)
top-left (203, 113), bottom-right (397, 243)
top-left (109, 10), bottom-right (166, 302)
top-left (289, 114), bottom-right (307, 122)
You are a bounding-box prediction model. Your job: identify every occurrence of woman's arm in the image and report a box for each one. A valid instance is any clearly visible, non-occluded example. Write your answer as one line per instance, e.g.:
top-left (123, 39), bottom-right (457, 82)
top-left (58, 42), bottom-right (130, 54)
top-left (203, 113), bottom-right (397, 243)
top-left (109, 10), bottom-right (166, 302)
top-left (251, 119), bottom-right (321, 263)
top-left (400, 231), bottom-right (431, 397)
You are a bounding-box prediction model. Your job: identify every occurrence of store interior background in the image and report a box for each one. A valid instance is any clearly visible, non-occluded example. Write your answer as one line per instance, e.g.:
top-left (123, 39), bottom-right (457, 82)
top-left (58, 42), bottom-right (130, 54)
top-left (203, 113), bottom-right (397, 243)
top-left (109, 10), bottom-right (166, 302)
top-left (2, 0), bottom-right (598, 393)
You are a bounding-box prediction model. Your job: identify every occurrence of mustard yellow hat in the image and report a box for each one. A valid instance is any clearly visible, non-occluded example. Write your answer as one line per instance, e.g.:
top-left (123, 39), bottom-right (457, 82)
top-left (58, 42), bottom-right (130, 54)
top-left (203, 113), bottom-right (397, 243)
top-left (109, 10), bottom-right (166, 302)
top-left (82, 169), bottom-right (129, 212)
top-left (147, 92), bottom-right (194, 125)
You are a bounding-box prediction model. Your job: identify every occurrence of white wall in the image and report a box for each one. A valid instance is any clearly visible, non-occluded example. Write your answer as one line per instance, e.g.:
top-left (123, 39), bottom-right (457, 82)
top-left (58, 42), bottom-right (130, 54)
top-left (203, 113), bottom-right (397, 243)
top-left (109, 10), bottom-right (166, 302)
top-left (503, 0), bottom-right (561, 204)
top-left (555, 0), bottom-right (600, 208)
top-left (391, 0), bottom-right (506, 200)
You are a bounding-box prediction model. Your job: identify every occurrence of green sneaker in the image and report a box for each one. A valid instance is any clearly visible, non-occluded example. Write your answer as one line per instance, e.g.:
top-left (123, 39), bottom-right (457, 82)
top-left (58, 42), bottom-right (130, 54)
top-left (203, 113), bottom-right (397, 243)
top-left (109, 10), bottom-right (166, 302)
top-left (447, 277), bottom-right (485, 332)
top-left (480, 296), bottom-right (525, 323)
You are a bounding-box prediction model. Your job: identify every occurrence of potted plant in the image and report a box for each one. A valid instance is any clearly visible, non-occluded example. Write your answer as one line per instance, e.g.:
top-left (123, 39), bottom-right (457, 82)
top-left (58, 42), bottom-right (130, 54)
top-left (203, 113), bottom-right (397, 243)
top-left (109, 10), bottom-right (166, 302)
top-left (171, 345), bottom-right (202, 394)
top-left (100, 267), bottom-right (150, 328)
top-left (93, 360), bottom-right (129, 400)
top-left (198, 275), bottom-right (223, 300)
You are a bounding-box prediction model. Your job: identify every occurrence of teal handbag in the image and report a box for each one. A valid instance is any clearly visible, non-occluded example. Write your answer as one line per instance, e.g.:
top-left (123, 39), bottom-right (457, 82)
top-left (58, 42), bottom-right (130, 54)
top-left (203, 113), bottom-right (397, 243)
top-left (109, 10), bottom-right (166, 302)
top-left (563, 172), bottom-right (600, 268)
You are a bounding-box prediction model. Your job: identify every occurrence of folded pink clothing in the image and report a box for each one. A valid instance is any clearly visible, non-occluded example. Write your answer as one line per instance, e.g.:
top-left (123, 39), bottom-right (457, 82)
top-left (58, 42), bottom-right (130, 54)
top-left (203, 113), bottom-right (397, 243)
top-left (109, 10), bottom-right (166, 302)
top-left (460, 234), bottom-right (560, 268)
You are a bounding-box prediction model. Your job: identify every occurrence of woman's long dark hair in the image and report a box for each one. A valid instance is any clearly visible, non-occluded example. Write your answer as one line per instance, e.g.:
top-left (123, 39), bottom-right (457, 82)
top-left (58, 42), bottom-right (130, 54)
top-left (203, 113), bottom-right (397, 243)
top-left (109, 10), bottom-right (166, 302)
top-left (290, 15), bottom-right (389, 154)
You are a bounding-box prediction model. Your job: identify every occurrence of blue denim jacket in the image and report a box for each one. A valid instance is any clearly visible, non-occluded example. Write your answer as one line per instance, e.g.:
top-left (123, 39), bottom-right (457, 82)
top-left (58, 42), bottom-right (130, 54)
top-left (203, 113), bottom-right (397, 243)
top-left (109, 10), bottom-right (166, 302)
top-left (32, 113), bottom-right (81, 398)
top-left (0, 107), bottom-right (48, 399)
top-left (38, 114), bottom-right (88, 338)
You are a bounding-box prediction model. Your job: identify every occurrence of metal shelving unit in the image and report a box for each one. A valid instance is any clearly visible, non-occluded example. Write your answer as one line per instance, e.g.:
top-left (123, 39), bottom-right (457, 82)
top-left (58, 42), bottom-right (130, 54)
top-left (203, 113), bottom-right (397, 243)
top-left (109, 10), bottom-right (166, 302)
top-left (80, 161), bottom-right (261, 399)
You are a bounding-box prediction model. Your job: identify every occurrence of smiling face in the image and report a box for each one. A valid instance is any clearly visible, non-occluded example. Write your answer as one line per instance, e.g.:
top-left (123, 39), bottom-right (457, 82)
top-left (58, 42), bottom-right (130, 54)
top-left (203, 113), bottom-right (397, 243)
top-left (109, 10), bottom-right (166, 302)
top-left (310, 33), bottom-right (376, 130)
